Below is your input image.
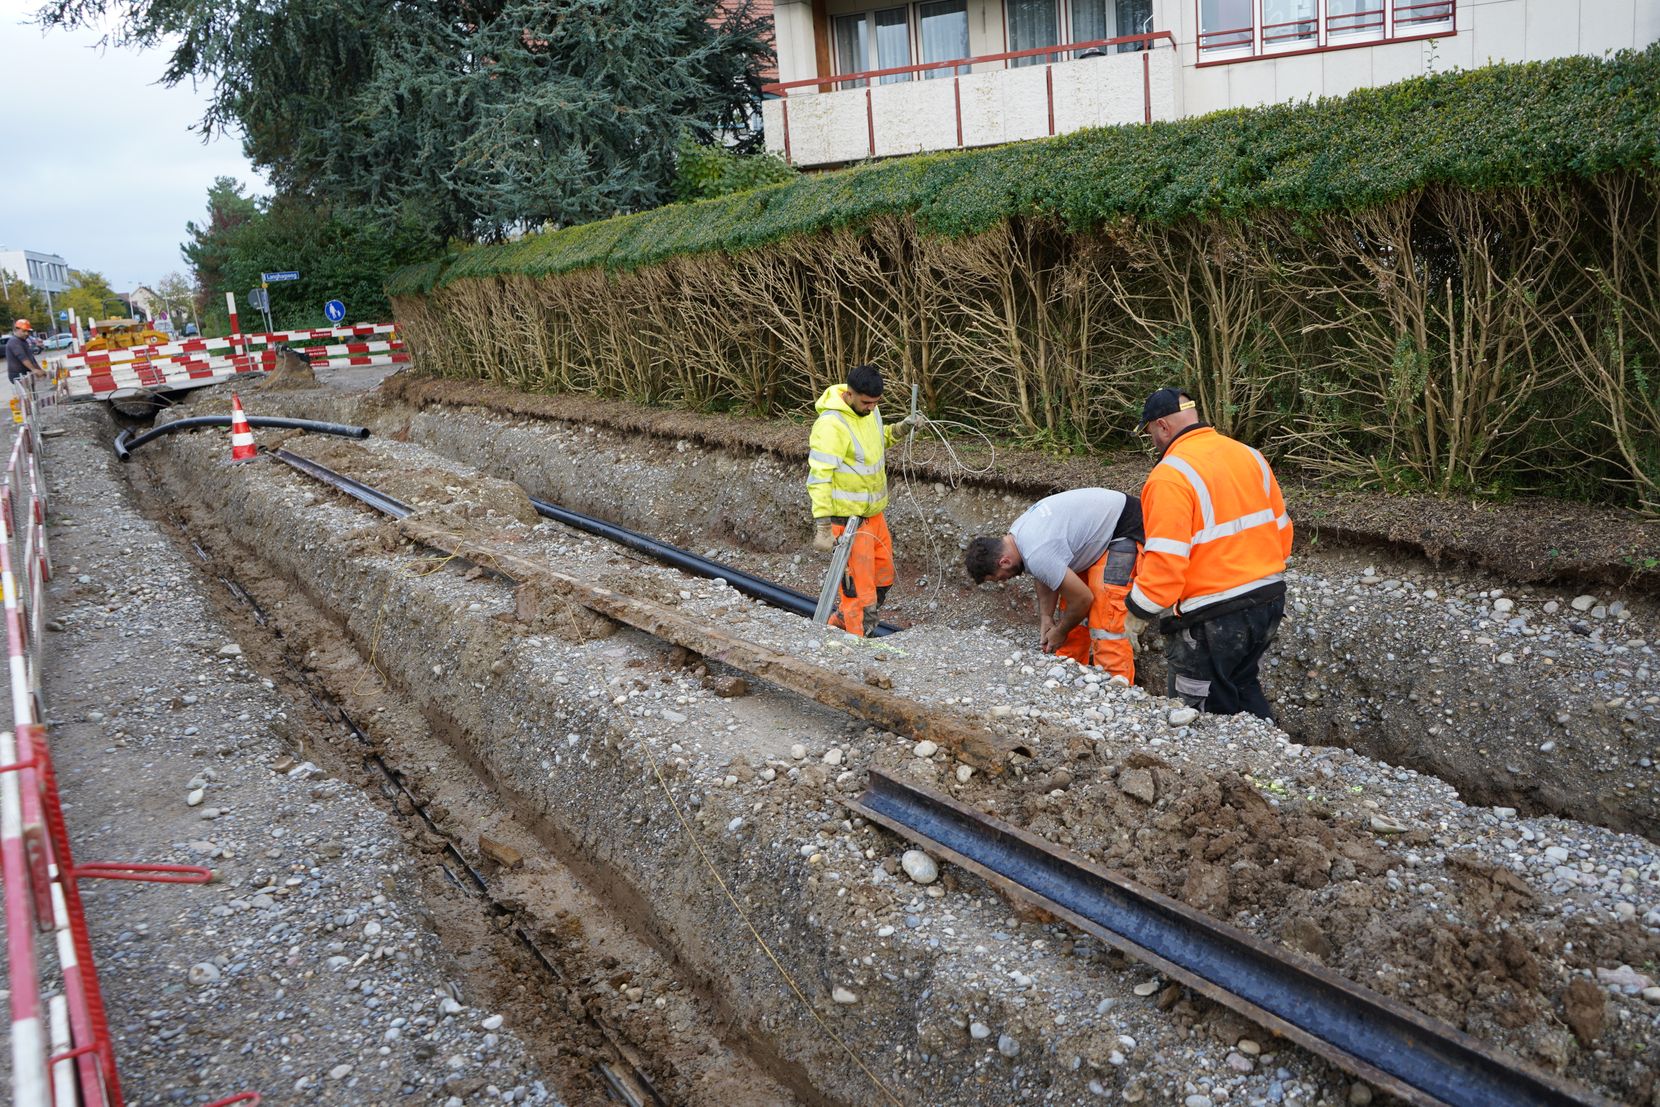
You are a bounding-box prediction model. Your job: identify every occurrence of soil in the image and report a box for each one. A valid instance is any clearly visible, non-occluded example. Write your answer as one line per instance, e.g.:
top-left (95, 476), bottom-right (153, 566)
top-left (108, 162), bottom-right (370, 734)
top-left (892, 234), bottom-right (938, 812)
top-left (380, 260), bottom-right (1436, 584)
top-left (104, 381), bottom-right (1660, 1107)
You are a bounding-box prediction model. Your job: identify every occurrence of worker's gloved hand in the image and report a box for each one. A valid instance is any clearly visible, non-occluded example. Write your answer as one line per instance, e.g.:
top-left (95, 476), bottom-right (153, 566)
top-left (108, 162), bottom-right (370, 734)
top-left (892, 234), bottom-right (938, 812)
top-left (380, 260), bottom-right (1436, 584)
top-left (900, 412), bottom-right (929, 432)
top-left (1123, 612), bottom-right (1150, 653)
top-left (813, 519), bottom-right (836, 552)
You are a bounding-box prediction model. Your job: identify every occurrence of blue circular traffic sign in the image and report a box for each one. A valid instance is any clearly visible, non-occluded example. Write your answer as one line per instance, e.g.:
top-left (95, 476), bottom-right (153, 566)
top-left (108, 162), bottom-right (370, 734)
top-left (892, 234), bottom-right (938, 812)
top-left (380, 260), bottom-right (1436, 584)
top-left (324, 299), bottom-right (346, 323)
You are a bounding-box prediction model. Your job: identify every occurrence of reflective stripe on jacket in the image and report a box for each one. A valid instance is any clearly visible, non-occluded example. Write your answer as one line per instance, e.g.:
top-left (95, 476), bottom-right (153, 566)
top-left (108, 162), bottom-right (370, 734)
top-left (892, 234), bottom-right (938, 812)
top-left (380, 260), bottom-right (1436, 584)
top-left (1127, 425), bottom-right (1292, 622)
top-left (807, 385), bottom-right (901, 519)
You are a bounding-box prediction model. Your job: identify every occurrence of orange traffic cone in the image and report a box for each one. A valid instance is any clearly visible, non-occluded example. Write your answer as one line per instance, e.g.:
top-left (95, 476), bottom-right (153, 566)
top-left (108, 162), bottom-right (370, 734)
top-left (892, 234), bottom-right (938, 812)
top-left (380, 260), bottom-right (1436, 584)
top-left (228, 393), bottom-right (257, 462)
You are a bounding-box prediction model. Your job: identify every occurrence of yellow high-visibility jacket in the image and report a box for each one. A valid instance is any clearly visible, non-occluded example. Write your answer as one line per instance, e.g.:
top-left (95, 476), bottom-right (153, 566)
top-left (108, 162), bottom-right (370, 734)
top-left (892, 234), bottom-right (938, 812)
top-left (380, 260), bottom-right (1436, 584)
top-left (806, 385), bottom-right (901, 519)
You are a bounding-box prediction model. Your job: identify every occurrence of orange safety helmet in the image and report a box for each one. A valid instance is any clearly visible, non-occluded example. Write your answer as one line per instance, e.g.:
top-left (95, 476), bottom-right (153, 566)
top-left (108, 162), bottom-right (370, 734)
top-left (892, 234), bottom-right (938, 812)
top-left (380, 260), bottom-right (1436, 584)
top-left (12, 319), bottom-right (30, 332)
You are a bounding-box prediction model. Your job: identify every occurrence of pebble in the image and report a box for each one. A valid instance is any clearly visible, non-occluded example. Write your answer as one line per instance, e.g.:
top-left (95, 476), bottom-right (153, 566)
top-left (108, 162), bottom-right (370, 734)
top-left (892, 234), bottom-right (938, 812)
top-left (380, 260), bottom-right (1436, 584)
top-left (185, 787), bottom-right (205, 807)
top-left (188, 962), bottom-right (221, 985)
top-left (901, 850), bottom-right (939, 884)
top-left (1167, 707), bottom-right (1199, 726)
top-left (913, 740), bottom-right (938, 758)
top-left (823, 748), bottom-right (844, 766)
top-left (1493, 598), bottom-right (1515, 614)
top-left (659, 708), bottom-right (687, 723)
top-left (329, 1063), bottom-right (353, 1080)
top-left (832, 987), bottom-right (858, 1004)
top-left (790, 743), bottom-right (807, 760)
top-left (955, 765), bottom-right (974, 784)
top-left (997, 1033), bottom-right (1020, 1058)
top-left (1571, 595), bottom-right (1598, 612)
top-left (969, 1021), bottom-right (991, 1039)
top-left (1133, 980), bottom-right (1160, 996)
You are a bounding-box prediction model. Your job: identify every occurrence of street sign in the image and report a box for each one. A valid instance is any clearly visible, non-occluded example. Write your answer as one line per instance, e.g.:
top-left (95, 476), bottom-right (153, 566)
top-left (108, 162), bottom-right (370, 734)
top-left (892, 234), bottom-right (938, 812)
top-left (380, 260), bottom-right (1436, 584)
top-left (248, 288), bottom-right (269, 311)
top-left (324, 299), bottom-right (346, 323)
top-left (57, 310), bottom-right (67, 321)
top-left (262, 271), bottom-right (300, 282)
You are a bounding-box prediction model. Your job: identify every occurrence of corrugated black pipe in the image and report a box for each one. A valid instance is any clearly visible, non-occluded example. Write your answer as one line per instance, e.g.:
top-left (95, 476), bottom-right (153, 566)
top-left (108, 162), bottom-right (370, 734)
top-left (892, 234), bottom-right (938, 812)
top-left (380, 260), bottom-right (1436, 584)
top-left (528, 498), bottom-right (901, 637)
top-left (114, 417), bottom-right (371, 462)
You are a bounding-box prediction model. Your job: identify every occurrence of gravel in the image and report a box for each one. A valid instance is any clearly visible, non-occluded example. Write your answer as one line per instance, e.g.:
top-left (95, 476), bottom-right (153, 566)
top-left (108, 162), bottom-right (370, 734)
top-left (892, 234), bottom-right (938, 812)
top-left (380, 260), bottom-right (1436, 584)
top-left (27, 407), bottom-right (560, 1105)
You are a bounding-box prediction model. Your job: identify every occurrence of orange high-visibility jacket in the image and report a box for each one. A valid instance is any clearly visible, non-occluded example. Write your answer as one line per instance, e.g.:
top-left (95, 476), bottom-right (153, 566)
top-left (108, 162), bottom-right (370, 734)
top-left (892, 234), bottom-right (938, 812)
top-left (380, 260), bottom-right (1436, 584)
top-left (1126, 425), bottom-right (1292, 624)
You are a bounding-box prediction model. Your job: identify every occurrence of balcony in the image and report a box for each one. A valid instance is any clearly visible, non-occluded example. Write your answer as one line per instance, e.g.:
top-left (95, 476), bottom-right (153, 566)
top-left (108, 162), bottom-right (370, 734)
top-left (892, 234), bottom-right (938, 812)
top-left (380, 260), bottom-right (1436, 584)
top-left (762, 31), bottom-right (1177, 169)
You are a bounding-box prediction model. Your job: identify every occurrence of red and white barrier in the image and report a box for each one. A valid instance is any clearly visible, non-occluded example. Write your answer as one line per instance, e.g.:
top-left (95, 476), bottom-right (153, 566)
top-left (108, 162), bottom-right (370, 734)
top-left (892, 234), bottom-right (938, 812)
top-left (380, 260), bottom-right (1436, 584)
top-left (55, 322), bottom-right (405, 402)
top-left (0, 387), bottom-right (258, 1107)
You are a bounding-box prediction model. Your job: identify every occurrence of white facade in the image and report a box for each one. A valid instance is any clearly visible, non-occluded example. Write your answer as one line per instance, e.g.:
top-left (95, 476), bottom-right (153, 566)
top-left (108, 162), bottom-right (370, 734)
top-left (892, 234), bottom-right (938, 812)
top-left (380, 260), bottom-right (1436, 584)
top-left (764, 0), bottom-right (1659, 167)
top-left (0, 249), bottom-right (71, 295)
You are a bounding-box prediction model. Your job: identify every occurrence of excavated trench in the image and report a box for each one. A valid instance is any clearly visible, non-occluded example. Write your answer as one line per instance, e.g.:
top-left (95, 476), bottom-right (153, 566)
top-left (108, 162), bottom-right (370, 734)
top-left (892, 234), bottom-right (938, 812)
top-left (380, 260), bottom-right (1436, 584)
top-left (250, 386), bottom-right (1659, 842)
top-left (111, 385), bottom-right (1660, 1107)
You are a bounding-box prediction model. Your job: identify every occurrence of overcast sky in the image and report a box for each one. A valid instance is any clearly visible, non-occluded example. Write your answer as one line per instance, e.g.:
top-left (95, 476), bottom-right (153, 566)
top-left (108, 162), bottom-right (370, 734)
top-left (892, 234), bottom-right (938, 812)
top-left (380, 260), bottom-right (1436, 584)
top-left (0, 0), bottom-right (262, 293)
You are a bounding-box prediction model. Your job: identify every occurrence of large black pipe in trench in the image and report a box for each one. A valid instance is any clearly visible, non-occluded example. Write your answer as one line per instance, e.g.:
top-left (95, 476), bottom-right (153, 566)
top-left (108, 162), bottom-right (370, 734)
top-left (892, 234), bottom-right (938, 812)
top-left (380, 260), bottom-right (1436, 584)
top-left (526, 498), bottom-right (902, 637)
top-left (113, 416), bottom-right (371, 462)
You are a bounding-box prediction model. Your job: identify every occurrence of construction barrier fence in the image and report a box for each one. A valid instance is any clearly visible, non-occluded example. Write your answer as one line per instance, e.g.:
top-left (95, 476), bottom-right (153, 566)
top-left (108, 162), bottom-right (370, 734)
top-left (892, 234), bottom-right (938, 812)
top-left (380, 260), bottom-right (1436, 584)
top-left (54, 296), bottom-right (405, 401)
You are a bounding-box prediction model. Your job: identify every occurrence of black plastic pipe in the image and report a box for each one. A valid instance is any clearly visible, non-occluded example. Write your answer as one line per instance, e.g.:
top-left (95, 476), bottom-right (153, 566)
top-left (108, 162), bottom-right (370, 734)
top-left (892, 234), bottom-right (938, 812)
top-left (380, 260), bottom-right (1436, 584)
top-left (114, 416), bottom-right (371, 462)
top-left (527, 498), bottom-right (901, 637)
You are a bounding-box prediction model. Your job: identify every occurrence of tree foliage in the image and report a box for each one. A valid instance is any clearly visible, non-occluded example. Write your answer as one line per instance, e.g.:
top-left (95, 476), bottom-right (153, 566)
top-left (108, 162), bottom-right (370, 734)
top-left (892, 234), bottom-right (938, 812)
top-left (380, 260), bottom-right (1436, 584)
top-left (0, 274), bottom-right (51, 332)
top-left (672, 132), bottom-right (795, 203)
top-left (56, 270), bottom-right (123, 323)
top-left (36, 0), bottom-right (775, 242)
top-left (179, 178), bottom-right (439, 330)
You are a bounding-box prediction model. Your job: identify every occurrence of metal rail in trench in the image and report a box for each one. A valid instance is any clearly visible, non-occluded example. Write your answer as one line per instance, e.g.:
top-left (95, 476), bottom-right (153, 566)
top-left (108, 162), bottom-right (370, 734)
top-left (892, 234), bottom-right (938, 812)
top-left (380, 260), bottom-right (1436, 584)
top-left (845, 770), bottom-right (1615, 1107)
top-left (270, 449), bottom-right (902, 635)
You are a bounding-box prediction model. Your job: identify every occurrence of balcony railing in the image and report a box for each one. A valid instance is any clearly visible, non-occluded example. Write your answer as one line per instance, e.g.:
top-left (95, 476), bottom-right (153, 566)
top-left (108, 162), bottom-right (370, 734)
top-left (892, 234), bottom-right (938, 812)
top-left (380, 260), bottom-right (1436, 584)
top-left (762, 31), bottom-right (1177, 167)
top-left (1197, 0), bottom-right (1453, 62)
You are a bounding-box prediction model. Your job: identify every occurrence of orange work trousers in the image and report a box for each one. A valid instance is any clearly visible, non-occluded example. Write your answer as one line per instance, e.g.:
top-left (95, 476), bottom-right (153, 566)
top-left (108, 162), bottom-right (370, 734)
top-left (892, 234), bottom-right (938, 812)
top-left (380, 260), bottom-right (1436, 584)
top-left (829, 512), bottom-right (894, 637)
top-left (1054, 539), bottom-right (1137, 683)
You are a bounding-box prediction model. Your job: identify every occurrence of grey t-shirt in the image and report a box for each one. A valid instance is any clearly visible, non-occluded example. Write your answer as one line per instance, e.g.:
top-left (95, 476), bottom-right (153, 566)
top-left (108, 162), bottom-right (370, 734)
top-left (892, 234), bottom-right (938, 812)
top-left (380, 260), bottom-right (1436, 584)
top-left (1009, 488), bottom-right (1137, 590)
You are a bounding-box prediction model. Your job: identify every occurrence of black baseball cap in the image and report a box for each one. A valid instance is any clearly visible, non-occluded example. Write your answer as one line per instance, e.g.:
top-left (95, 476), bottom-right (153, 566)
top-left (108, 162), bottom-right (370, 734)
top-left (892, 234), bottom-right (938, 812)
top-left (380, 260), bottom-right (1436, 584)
top-left (1137, 387), bottom-right (1196, 430)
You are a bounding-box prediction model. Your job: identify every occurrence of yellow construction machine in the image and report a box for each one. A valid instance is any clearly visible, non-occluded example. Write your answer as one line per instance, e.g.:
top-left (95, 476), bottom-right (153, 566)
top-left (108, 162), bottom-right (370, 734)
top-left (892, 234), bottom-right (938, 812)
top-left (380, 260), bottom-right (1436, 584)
top-left (84, 318), bottom-right (168, 352)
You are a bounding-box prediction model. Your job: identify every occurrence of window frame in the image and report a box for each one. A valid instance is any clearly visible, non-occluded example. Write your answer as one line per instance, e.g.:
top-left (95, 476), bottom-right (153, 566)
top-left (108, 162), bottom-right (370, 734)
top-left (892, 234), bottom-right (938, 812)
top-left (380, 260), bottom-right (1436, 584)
top-left (1195, 0), bottom-right (1454, 65)
top-left (832, 5), bottom-right (918, 89)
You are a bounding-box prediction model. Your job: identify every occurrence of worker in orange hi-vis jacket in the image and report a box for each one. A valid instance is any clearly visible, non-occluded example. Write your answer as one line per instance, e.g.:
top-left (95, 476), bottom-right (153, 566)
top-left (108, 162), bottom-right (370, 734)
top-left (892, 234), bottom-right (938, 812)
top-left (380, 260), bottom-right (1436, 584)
top-left (1124, 388), bottom-right (1293, 720)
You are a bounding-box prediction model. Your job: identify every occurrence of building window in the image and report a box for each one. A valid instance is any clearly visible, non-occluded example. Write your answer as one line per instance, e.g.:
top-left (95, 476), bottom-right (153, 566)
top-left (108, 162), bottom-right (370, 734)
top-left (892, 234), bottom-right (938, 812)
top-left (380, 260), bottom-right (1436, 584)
top-left (835, 6), bottom-right (913, 87)
top-left (1198, 0), bottom-right (1253, 53)
top-left (917, 0), bottom-right (970, 77)
top-left (1071, 0), bottom-right (1153, 52)
top-left (1261, 0), bottom-right (1317, 47)
top-left (1327, 0), bottom-right (1384, 37)
top-left (1199, 0), bottom-right (1451, 59)
top-left (1008, 0), bottom-right (1061, 66)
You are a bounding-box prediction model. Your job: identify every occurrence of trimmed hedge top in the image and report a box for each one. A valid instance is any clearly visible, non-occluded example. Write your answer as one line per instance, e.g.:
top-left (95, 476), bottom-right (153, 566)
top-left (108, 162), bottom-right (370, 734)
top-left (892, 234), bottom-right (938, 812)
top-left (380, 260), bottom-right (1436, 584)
top-left (387, 45), bottom-right (1660, 296)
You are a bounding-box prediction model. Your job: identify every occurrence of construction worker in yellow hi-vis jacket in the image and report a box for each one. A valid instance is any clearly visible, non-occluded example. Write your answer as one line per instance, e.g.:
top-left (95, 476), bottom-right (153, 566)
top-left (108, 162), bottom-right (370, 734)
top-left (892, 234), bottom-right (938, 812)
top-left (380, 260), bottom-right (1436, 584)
top-left (806, 364), bottom-right (923, 636)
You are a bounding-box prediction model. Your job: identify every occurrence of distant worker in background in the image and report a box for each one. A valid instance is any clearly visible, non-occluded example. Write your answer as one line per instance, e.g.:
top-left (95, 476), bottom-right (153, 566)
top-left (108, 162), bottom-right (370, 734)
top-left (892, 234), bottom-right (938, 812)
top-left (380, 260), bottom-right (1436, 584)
top-left (806, 364), bottom-right (924, 636)
top-left (964, 488), bottom-right (1143, 685)
top-left (1125, 388), bottom-right (1292, 720)
top-left (5, 319), bottom-right (46, 423)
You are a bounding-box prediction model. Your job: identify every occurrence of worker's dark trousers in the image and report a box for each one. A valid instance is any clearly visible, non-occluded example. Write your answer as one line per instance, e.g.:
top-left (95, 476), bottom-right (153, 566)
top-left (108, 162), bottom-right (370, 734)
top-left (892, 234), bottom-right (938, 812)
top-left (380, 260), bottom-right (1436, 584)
top-left (1162, 595), bottom-right (1284, 721)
